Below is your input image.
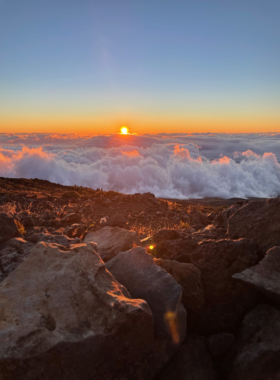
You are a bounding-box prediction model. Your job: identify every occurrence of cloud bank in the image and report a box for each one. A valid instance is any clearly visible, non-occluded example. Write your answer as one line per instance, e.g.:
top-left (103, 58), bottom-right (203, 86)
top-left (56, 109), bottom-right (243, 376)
top-left (0, 133), bottom-right (280, 199)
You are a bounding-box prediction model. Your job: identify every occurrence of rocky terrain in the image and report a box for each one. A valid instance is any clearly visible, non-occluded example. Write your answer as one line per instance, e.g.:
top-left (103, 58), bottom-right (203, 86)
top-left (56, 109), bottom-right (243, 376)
top-left (0, 177), bottom-right (279, 379)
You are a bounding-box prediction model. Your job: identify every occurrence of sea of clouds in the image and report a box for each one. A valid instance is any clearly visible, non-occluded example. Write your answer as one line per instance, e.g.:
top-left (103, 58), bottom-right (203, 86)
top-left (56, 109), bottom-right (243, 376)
top-left (0, 132), bottom-right (280, 199)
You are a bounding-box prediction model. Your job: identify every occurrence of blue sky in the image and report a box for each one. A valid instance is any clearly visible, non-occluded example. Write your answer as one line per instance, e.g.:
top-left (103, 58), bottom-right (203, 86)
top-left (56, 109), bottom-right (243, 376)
top-left (0, 0), bottom-right (279, 133)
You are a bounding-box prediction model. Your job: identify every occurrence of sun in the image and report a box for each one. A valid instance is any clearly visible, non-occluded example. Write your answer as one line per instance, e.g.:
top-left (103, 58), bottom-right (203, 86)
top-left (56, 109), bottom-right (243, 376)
top-left (120, 126), bottom-right (129, 134)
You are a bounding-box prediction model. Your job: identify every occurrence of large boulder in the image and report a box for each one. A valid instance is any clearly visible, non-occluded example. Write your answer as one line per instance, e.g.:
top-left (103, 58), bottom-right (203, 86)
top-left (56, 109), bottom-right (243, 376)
top-left (233, 246), bottom-right (280, 304)
top-left (0, 238), bottom-right (34, 282)
top-left (106, 247), bottom-right (186, 344)
top-left (187, 239), bottom-right (259, 334)
top-left (153, 237), bottom-right (198, 262)
top-left (154, 335), bottom-right (217, 380)
top-left (226, 304), bottom-right (280, 380)
top-left (227, 198), bottom-right (280, 253)
top-left (84, 227), bottom-right (141, 262)
top-left (26, 232), bottom-right (80, 246)
top-left (61, 212), bottom-right (82, 223)
top-left (0, 242), bottom-right (165, 380)
top-left (0, 213), bottom-right (19, 243)
top-left (152, 229), bottom-right (180, 244)
top-left (154, 258), bottom-right (205, 310)
top-left (105, 214), bottom-right (127, 228)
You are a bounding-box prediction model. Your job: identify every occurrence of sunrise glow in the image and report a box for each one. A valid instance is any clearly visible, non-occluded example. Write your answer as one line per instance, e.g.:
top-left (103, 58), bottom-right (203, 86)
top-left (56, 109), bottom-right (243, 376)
top-left (120, 127), bottom-right (129, 134)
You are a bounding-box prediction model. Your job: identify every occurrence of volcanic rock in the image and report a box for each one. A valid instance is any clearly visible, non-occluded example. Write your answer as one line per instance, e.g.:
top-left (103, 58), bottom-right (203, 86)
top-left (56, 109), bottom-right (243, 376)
top-left (233, 246), bottom-right (280, 304)
top-left (226, 304), bottom-right (280, 380)
top-left (207, 333), bottom-right (235, 360)
top-left (0, 213), bottom-right (19, 243)
top-left (153, 229), bottom-right (180, 244)
top-left (154, 335), bottom-right (217, 380)
top-left (106, 247), bottom-right (186, 343)
top-left (61, 212), bottom-right (82, 223)
top-left (61, 190), bottom-right (81, 200)
top-left (84, 226), bottom-right (141, 262)
top-left (153, 237), bottom-right (198, 261)
top-left (0, 242), bottom-right (160, 380)
top-left (227, 198), bottom-right (280, 253)
top-left (154, 258), bottom-right (204, 310)
top-left (105, 214), bottom-right (127, 228)
top-left (0, 238), bottom-right (34, 282)
top-left (188, 239), bottom-right (259, 334)
top-left (26, 233), bottom-right (80, 246)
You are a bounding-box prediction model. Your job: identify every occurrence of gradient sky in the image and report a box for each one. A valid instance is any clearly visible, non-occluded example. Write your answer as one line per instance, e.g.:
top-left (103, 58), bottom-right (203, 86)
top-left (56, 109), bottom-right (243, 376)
top-left (0, 0), bottom-right (279, 134)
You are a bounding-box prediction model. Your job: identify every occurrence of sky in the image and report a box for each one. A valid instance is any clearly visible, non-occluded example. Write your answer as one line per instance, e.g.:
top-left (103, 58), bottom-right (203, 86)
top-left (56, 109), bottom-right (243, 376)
top-left (0, 0), bottom-right (279, 134)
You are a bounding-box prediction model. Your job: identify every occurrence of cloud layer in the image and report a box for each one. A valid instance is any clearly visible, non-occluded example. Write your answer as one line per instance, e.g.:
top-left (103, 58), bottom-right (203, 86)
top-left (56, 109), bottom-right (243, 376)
top-left (0, 133), bottom-right (280, 199)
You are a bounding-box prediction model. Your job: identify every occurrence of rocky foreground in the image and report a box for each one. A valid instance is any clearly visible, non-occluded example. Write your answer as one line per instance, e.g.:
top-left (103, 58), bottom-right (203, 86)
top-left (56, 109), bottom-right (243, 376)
top-left (0, 177), bottom-right (279, 379)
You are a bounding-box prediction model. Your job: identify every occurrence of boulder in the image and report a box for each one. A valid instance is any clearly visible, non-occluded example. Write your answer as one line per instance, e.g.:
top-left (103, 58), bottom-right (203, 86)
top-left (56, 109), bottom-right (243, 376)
top-left (0, 213), bottom-right (19, 243)
top-left (153, 237), bottom-right (198, 261)
top-left (188, 239), bottom-right (259, 334)
top-left (154, 335), bottom-right (217, 380)
top-left (153, 229), bottom-right (180, 244)
top-left (227, 198), bottom-right (280, 253)
top-left (0, 238), bottom-right (34, 282)
top-left (106, 247), bottom-right (186, 344)
top-left (84, 227), bottom-right (141, 262)
top-left (226, 304), bottom-right (280, 380)
top-left (26, 233), bottom-right (80, 246)
top-left (233, 246), bottom-right (280, 304)
top-left (207, 333), bottom-right (235, 360)
top-left (154, 258), bottom-right (205, 310)
top-left (0, 242), bottom-right (164, 380)
top-left (105, 214), bottom-right (127, 228)
top-left (61, 212), bottom-right (82, 223)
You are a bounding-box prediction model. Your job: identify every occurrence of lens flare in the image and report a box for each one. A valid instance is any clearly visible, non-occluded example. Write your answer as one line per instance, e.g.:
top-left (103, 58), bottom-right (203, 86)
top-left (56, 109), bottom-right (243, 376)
top-left (120, 126), bottom-right (129, 134)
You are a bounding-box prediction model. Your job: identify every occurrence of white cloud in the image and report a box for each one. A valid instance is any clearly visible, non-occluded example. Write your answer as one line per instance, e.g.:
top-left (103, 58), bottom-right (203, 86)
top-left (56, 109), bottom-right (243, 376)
top-left (1, 133), bottom-right (280, 199)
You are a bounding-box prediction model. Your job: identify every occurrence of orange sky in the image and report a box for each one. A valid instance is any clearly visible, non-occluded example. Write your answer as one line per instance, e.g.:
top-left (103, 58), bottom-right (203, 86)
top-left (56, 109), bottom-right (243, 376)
top-left (1, 113), bottom-right (280, 134)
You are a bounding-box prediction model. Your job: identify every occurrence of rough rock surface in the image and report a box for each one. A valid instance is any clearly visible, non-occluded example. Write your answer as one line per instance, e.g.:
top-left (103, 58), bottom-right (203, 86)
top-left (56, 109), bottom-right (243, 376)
top-left (153, 237), bottom-right (198, 261)
top-left (154, 258), bottom-right (205, 310)
top-left (226, 304), bottom-right (280, 380)
top-left (0, 238), bottom-right (34, 282)
top-left (154, 335), bottom-right (217, 380)
top-left (153, 229), bottom-right (180, 244)
top-left (84, 226), bottom-right (141, 261)
top-left (106, 247), bottom-right (186, 343)
top-left (233, 246), bottom-right (280, 304)
top-left (105, 214), bottom-right (127, 228)
top-left (188, 239), bottom-right (259, 334)
top-left (207, 333), bottom-right (235, 360)
top-left (227, 198), bottom-right (280, 253)
top-left (61, 212), bottom-right (82, 223)
top-left (26, 232), bottom-right (80, 245)
top-left (0, 242), bottom-right (167, 380)
top-left (0, 213), bottom-right (19, 243)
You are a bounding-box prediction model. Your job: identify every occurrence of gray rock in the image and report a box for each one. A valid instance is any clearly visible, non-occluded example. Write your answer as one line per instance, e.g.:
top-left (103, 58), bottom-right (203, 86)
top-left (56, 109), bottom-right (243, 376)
top-left (188, 239), bottom-right (259, 334)
top-left (207, 333), bottom-right (235, 360)
top-left (106, 247), bottom-right (186, 343)
top-left (0, 213), bottom-right (19, 243)
top-left (26, 233), bottom-right (80, 246)
top-left (154, 335), bottom-right (217, 380)
top-left (153, 229), bottom-right (180, 244)
top-left (0, 238), bottom-right (34, 282)
top-left (227, 198), bottom-right (280, 253)
top-left (106, 214), bottom-right (127, 227)
top-left (233, 246), bottom-right (280, 304)
top-left (61, 212), bottom-right (82, 223)
top-left (154, 258), bottom-right (205, 310)
top-left (0, 242), bottom-right (163, 380)
top-left (227, 304), bottom-right (280, 380)
top-left (84, 226), bottom-right (141, 262)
